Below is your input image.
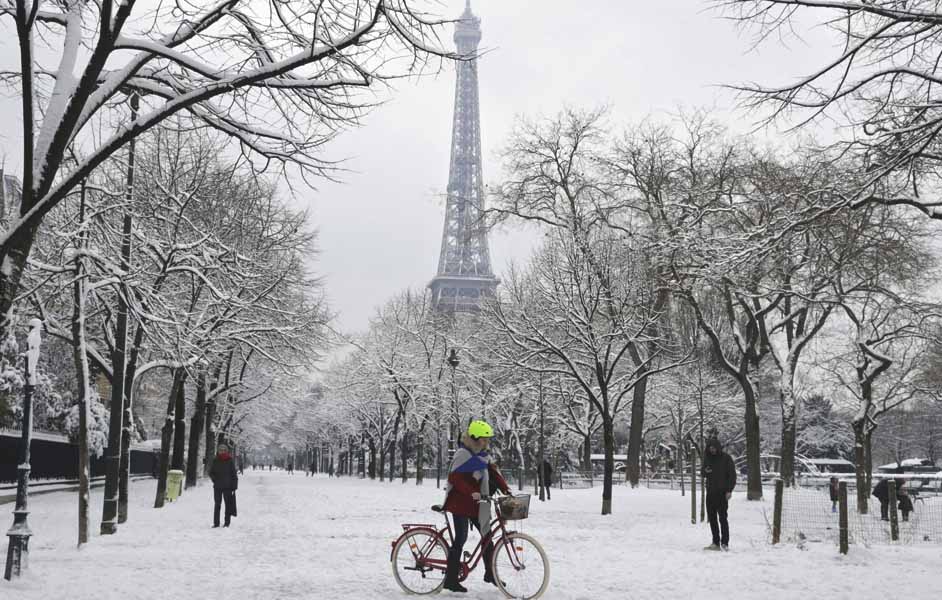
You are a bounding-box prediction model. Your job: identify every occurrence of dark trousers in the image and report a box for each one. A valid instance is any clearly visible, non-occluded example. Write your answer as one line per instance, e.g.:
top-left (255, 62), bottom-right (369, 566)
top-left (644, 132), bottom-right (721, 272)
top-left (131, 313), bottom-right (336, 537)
top-left (446, 516), bottom-right (494, 581)
top-left (214, 488), bottom-right (235, 526)
top-left (879, 499), bottom-right (889, 520)
top-left (706, 490), bottom-right (730, 546)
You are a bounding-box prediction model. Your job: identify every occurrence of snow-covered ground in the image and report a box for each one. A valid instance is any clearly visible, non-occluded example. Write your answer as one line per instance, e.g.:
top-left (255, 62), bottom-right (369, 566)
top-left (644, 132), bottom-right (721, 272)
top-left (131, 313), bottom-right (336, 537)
top-left (4, 471), bottom-right (938, 599)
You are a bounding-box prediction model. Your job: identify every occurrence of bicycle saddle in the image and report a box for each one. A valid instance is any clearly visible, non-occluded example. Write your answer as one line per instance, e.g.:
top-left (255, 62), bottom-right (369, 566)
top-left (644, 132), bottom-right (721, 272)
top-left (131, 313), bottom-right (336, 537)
top-left (431, 504), bottom-right (444, 513)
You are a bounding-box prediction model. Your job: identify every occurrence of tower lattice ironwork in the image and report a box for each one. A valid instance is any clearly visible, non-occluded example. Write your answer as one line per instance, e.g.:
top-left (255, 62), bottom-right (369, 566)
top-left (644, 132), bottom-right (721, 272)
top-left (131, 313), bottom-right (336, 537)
top-left (429, 0), bottom-right (498, 313)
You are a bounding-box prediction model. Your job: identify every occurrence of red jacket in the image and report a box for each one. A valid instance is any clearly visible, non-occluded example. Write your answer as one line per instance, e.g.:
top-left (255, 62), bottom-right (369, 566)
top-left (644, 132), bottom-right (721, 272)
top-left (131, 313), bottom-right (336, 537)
top-left (444, 462), bottom-right (509, 518)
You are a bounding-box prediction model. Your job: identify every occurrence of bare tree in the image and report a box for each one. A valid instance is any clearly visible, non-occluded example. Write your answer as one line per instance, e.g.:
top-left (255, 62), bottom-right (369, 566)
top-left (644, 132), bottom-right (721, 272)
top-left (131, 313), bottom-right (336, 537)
top-left (720, 0), bottom-right (942, 219)
top-left (0, 0), bottom-right (453, 341)
top-left (486, 233), bottom-right (679, 515)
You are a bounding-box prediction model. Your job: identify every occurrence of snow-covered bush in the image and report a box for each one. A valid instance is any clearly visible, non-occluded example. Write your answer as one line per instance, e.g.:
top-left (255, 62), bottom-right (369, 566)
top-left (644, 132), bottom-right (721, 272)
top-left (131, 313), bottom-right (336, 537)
top-left (63, 388), bottom-right (110, 459)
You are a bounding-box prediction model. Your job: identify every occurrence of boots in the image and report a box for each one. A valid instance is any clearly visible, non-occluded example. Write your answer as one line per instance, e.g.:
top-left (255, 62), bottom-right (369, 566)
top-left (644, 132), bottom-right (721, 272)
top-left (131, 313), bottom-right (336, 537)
top-left (443, 556), bottom-right (467, 593)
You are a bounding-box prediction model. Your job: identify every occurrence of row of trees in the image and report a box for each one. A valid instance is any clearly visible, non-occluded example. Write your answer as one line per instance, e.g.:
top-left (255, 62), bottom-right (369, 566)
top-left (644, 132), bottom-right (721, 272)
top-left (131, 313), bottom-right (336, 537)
top-left (5, 127), bottom-right (329, 544)
top-left (283, 107), bottom-right (942, 516)
top-left (0, 0), bottom-right (471, 550)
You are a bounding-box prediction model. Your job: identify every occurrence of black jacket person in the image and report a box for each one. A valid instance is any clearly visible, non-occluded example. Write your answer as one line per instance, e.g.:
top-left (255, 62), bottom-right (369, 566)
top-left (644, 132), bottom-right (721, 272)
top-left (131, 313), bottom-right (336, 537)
top-left (210, 444), bottom-right (239, 527)
top-left (701, 438), bottom-right (736, 549)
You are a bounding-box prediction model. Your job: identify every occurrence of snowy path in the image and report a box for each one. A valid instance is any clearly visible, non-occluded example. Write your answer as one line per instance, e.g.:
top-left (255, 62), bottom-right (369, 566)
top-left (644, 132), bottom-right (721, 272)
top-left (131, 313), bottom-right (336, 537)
top-left (5, 471), bottom-right (938, 599)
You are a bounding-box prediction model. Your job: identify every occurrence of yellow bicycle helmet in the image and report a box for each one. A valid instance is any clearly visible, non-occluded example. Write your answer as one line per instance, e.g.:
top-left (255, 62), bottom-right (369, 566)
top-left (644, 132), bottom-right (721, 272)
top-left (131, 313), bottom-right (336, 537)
top-left (468, 420), bottom-right (494, 439)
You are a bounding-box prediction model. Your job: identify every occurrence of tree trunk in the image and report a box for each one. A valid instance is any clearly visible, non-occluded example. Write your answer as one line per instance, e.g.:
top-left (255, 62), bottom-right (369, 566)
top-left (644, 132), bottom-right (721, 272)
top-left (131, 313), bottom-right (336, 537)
top-left (116, 403), bottom-right (133, 526)
top-left (0, 224), bottom-right (39, 341)
top-left (415, 428), bottom-right (424, 485)
top-left (389, 411), bottom-right (401, 483)
top-left (583, 433), bottom-right (592, 471)
top-left (117, 366), bottom-right (137, 524)
top-left (379, 441), bottom-right (386, 482)
top-left (203, 395), bottom-right (217, 477)
top-left (601, 417), bottom-right (615, 515)
top-left (71, 190), bottom-right (91, 545)
top-left (100, 213), bottom-right (133, 535)
top-left (743, 378), bottom-right (763, 500)
top-left (369, 438), bottom-right (377, 479)
top-left (852, 419), bottom-right (869, 514)
top-left (401, 431), bottom-right (408, 483)
top-left (114, 94), bottom-right (139, 526)
top-left (626, 373), bottom-right (649, 488)
top-left (779, 378), bottom-right (799, 488)
top-left (154, 370), bottom-right (184, 508)
top-left (538, 386), bottom-right (546, 502)
top-left (171, 370), bottom-right (188, 472)
top-left (186, 372), bottom-right (207, 488)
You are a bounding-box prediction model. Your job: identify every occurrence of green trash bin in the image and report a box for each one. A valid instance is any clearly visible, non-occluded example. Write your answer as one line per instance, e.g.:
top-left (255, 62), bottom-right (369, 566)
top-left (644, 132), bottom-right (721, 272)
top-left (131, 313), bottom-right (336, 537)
top-left (167, 469), bottom-right (185, 502)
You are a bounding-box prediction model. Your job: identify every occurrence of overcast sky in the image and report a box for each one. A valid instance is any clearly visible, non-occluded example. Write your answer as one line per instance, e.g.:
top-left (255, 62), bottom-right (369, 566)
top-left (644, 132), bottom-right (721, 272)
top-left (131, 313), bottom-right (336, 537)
top-left (0, 0), bottom-right (836, 335)
top-left (302, 0), bottom-right (834, 333)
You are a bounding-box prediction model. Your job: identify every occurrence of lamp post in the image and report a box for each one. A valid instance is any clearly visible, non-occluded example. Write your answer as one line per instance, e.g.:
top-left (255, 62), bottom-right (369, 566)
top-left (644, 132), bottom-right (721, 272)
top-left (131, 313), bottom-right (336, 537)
top-left (5, 318), bottom-right (42, 581)
top-left (447, 349), bottom-right (460, 461)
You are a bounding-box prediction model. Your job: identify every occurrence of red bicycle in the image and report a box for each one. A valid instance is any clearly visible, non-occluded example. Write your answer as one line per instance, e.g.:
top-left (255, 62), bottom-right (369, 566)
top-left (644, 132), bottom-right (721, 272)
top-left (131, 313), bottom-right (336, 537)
top-left (390, 494), bottom-right (549, 599)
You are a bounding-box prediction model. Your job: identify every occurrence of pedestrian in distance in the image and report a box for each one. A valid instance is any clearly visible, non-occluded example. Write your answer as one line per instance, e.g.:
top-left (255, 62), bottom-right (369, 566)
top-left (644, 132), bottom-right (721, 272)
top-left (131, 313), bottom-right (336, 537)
top-left (210, 443), bottom-right (239, 528)
top-left (829, 476), bottom-right (839, 513)
top-left (701, 437), bottom-right (736, 551)
top-left (328, 462), bottom-right (334, 478)
top-left (442, 420), bottom-right (511, 594)
top-left (540, 459), bottom-right (553, 501)
top-left (872, 478), bottom-right (891, 521)
top-left (898, 483), bottom-right (914, 522)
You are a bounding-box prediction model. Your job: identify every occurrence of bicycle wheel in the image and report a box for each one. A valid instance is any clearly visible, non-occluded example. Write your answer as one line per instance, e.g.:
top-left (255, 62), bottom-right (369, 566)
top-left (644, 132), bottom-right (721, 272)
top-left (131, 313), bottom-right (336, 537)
top-left (391, 529), bottom-right (449, 595)
top-left (492, 532), bottom-right (550, 599)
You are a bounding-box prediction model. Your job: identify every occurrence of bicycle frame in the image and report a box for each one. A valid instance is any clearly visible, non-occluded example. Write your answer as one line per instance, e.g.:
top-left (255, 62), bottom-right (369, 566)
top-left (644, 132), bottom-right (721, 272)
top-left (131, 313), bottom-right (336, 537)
top-left (390, 501), bottom-right (521, 578)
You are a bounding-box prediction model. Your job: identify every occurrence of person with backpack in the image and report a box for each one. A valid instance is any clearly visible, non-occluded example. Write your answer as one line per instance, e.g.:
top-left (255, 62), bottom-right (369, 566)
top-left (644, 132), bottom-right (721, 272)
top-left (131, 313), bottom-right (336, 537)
top-left (701, 437), bottom-right (736, 551)
top-left (209, 443), bottom-right (239, 528)
top-left (442, 420), bottom-right (511, 593)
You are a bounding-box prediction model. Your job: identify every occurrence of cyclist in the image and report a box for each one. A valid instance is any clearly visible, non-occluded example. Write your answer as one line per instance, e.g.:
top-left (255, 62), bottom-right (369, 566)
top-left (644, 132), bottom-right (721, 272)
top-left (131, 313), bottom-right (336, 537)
top-left (443, 420), bottom-right (510, 593)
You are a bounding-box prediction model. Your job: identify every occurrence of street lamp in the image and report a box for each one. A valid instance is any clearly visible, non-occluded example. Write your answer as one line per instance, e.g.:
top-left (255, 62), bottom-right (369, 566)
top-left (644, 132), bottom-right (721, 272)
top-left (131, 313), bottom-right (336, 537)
top-left (5, 318), bottom-right (42, 580)
top-left (447, 349), bottom-right (460, 461)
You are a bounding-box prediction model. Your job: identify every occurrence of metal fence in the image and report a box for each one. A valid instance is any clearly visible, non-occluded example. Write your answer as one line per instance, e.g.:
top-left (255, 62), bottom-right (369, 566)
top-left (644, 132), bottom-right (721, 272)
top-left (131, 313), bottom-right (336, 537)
top-left (771, 476), bottom-right (942, 548)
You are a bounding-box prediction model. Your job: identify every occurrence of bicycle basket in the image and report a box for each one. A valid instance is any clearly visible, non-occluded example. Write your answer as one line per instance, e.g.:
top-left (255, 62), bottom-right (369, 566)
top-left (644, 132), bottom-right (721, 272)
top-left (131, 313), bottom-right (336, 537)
top-left (497, 494), bottom-right (530, 520)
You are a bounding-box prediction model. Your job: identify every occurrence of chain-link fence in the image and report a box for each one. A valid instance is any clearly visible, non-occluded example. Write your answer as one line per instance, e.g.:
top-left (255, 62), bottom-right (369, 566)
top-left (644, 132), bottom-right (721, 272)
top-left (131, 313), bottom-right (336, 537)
top-left (769, 476), bottom-right (942, 550)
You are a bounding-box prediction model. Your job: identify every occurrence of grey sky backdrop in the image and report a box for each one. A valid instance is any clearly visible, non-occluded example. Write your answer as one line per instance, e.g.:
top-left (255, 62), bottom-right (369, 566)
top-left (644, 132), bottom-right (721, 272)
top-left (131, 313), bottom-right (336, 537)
top-left (303, 0), bottom-right (833, 333)
top-left (0, 0), bottom-right (837, 334)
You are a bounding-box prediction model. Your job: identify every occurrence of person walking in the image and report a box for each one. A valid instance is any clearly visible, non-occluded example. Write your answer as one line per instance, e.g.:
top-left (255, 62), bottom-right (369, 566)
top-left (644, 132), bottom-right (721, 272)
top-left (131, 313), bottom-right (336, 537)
top-left (442, 420), bottom-right (510, 593)
top-left (210, 443), bottom-right (239, 528)
top-left (898, 483), bottom-right (914, 522)
top-left (829, 476), bottom-right (840, 513)
top-left (872, 478), bottom-right (891, 521)
top-left (541, 459), bottom-right (553, 501)
top-left (701, 437), bottom-right (736, 551)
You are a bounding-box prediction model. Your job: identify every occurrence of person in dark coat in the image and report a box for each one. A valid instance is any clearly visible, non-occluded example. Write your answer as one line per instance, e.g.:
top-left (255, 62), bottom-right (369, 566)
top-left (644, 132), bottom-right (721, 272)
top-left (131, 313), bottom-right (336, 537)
top-left (872, 478), bottom-right (891, 521)
top-left (540, 459), bottom-right (553, 501)
top-left (210, 443), bottom-right (239, 528)
top-left (897, 483), bottom-right (914, 522)
top-left (829, 477), bottom-right (840, 513)
top-left (701, 437), bottom-right (736, 551)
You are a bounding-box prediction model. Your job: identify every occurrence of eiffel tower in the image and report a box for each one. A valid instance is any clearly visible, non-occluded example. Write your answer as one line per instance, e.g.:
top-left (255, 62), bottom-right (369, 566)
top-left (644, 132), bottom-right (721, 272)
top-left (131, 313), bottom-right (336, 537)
top-left (429, 0), bottom-right (498, 313)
